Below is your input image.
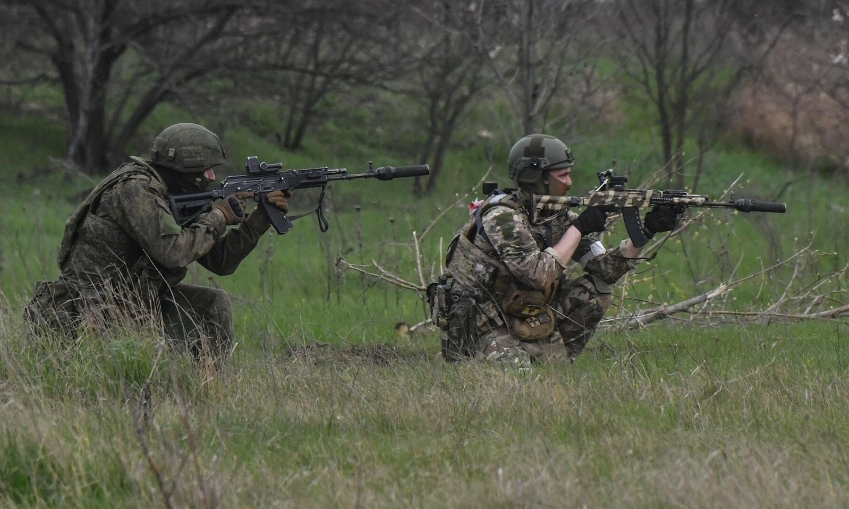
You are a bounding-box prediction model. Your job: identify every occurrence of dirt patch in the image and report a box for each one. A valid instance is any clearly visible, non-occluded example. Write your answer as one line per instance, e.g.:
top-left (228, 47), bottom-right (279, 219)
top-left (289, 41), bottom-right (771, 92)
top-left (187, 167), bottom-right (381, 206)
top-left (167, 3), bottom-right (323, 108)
top-left (282, 342), bottom-right (430, 367)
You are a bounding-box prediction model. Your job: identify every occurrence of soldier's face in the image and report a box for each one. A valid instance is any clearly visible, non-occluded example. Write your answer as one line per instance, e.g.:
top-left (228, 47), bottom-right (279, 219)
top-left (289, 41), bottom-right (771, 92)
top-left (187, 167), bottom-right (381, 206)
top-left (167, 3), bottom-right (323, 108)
top-left (192, 168), bottom-right (217, 191)
top-left (547, 168), bottom-right (572, 195)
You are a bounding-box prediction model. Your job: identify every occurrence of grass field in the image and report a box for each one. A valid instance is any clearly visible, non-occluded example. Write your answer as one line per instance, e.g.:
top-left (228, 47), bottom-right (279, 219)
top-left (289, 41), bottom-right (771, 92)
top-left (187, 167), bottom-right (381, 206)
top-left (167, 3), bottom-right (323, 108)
top-left (1, 100), bottom-right (849, 507)
top-left (2, 318), bottom-right (848, 507)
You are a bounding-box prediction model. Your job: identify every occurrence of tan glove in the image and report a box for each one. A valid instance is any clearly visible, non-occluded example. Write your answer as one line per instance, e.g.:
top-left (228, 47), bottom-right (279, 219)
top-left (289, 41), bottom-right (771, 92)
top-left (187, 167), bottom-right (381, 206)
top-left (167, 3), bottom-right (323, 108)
top-left (265, 190), bottom-right (291, 213)
top-left (216, 195), bottom-right (247, 225)
top-left (234, 191), bottom-right (254, 207)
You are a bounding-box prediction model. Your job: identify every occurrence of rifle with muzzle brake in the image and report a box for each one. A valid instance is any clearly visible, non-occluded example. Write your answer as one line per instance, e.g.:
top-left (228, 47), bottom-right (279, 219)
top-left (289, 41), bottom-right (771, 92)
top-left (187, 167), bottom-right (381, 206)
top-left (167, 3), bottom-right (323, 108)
top-left (170, 156), bottom-right (430, 234)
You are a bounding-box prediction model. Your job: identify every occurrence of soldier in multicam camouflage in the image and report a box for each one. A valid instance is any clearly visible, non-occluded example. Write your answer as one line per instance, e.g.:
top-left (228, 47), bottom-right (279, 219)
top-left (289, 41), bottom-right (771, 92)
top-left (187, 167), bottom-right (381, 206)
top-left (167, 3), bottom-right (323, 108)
top-left (24, 123), bottom-right (290, 367)
top-left (432, 134), bottom-right (681, 368)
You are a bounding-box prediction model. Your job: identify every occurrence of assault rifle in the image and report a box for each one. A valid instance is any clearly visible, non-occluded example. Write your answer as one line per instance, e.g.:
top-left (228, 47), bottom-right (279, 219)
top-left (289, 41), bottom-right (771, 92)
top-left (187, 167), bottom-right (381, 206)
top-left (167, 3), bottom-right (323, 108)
top-left (170, 156), bottom-right (430, 234)
top-left (486, 169), bottom-right (786, 247)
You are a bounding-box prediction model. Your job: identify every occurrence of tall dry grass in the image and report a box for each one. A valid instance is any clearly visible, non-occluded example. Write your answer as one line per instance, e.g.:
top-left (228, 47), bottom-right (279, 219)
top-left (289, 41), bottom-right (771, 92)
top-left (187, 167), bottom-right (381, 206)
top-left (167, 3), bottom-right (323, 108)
top-left (3, 290), bottom-right (849, 508)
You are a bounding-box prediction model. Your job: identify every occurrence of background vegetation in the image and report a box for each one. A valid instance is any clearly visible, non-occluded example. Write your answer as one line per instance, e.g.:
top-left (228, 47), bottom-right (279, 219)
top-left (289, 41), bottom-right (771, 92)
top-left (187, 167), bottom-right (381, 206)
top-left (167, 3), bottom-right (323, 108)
top-left (2, 0), bottom-right (849, 507)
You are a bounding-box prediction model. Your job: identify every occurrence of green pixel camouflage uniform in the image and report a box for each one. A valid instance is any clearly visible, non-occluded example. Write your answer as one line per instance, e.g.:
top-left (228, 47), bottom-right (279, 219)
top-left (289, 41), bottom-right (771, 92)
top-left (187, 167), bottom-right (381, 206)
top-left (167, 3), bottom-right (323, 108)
top-left (442, 190), bottom-right (640, 367)
top-left (24, 157), bottom-right (272, 362)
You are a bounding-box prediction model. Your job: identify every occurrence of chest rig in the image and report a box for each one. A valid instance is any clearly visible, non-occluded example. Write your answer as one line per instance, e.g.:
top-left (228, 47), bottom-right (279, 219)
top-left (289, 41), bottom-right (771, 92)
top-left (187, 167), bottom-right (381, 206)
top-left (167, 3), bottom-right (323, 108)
top-left (58, 161), bottom-right (155, 269)
top-left (439, 190), bottom-right (564, 342)
top-left (444, 192), bottom-right (524, 294)
top-left (445, 190), bottom-right (567, 293)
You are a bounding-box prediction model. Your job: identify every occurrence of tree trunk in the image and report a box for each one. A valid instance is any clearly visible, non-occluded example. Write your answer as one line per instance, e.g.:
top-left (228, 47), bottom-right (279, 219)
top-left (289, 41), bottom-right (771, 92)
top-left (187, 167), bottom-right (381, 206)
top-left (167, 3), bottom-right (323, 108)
top-left (425, 94), bottom-right (469, 195)
top-left (413, 95), bottom-right (441, 196)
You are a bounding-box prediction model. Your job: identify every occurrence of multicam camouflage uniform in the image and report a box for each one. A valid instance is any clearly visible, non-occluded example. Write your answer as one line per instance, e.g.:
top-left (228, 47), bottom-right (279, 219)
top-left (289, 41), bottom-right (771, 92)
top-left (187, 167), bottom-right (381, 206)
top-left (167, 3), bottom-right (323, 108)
top-left (442, 189), bottom-right (640, 366)
top-left (24, 157), bottom-right (272, 361)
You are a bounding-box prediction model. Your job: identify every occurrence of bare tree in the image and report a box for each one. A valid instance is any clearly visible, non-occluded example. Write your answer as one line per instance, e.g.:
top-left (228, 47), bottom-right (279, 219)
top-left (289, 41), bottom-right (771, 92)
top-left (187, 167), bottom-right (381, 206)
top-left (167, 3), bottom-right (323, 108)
top-left (0, 0), bottom-right (245, 174)
top-left (788, 3), bottom-right (849, 173)
top-left (399, 1), bottom-right (490, 195)
top-left (469, 0), bottom-right (606, 138)
top-left (611, 0), bottom-right (784, 189)
top-left (776, 2), bottom-right (849, 174)
top-left (231, 0), bottom-right (406, 151)
top-left (724, 2), bottom-right (849, 179)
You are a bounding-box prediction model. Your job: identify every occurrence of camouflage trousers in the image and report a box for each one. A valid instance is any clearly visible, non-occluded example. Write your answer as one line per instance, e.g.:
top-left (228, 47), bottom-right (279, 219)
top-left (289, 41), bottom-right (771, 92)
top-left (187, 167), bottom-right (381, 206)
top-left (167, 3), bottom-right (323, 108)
top-left (477, 275), bottom-right (611, 366)
top-left (25, 278), bottom-right (234, 364)
top-left (160, 283), bottom-right (235, 363)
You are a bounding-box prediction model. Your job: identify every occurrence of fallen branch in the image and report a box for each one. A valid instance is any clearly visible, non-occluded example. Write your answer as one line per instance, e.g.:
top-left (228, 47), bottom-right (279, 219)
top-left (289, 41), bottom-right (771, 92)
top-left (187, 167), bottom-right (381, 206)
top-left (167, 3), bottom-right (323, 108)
top-left (708, 303), bottom-right (849, 320)
top-left (607, 284), bottom-right (730, 329)
top-left (409, 318), bottom-right (436, 334)
top-left (336, 258), bottom-right (425, 293)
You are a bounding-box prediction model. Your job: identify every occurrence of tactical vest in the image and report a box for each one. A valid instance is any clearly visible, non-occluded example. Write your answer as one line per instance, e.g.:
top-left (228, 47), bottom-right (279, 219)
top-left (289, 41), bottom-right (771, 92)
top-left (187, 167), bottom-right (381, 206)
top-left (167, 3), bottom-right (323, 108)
top-left (445, 192), bottom-right (530, 297)
top-left (441, 191), bottom-right (569, 342)
top-left (58, 158), bottom-right (154, 266)
top-left (58, 157), bottom-right (186, 293)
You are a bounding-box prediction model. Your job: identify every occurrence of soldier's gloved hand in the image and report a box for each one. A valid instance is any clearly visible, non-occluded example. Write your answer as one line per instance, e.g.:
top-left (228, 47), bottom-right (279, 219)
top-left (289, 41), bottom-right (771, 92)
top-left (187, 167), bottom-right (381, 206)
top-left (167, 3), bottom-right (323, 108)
top-left (265, 190), bottom-right (291, 213)
top-left (643, 206), bottom-right (681, 238)
top-left (571, 206), bottom-right (608, 235)
top-left (216, 194), bottom-right (247, 225)
top-left (234, 191), bottom-right (254, 211)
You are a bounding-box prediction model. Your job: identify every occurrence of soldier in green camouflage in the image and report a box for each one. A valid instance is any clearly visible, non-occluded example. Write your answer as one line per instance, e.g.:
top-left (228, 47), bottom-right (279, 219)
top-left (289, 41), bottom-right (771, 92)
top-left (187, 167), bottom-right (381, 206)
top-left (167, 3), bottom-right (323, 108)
top-left (24, 123), bottom-right (290, 366)
top-left (434, 134), bottom-right (680, 367)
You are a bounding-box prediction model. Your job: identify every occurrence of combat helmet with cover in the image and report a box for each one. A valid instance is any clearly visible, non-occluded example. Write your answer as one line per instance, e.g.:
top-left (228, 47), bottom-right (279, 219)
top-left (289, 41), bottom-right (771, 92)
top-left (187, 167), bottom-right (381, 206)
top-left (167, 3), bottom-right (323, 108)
top-left (150, 123), bottom-right (226, 174)
top-left (507, 134), bottom-right (574, 195)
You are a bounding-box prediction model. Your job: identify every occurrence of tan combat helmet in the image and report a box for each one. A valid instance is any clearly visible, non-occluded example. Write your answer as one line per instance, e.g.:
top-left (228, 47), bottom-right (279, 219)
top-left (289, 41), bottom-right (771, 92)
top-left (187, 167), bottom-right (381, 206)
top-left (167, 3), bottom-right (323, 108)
top-left (507, 134), bottom-right (574, 194)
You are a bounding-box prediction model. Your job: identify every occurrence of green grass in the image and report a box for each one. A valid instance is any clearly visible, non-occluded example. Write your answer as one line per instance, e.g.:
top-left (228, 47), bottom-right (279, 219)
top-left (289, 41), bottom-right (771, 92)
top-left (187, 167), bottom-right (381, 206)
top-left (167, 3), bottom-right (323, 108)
top-left (2, 317), bottom-right (849, 507)
top-left (2, 88), bottom-right (849, 506)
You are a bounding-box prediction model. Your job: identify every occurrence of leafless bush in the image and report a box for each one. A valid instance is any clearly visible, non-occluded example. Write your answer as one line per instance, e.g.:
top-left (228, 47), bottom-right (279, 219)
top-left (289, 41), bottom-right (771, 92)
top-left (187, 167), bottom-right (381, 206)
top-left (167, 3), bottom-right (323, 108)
top-left (731, 8), bottom-right (849, 176)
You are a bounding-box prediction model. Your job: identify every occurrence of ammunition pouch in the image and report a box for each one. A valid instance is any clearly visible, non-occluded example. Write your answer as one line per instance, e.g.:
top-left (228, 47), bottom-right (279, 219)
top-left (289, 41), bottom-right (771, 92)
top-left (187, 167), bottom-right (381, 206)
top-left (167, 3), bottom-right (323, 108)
top-left (429, 275), bottom-right (479, 361)
top-left (426, 275), bottom-right (452, 331)
top-left (501, 283), bottom-right (557, 341)
top-left (502, 285), bottom-right (547, 317)
top-left (444, 291), bottom-right (478, 361)
top-left (505, 309), bottom-right (556, 341)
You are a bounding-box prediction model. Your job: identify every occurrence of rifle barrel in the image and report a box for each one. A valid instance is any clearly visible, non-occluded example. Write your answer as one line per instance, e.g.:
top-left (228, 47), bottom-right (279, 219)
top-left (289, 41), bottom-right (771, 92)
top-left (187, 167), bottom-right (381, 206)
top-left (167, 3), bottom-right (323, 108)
top-left (344, 164), bottom-right (430, 181)
top-left (732, 199), bottom-right (786, 213)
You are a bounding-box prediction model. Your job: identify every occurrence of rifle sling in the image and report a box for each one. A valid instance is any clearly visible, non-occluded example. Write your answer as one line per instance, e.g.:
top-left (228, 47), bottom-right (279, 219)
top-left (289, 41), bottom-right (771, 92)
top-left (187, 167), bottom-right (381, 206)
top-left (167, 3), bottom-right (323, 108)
top-left (285, 186), bottom-right (329, 232)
